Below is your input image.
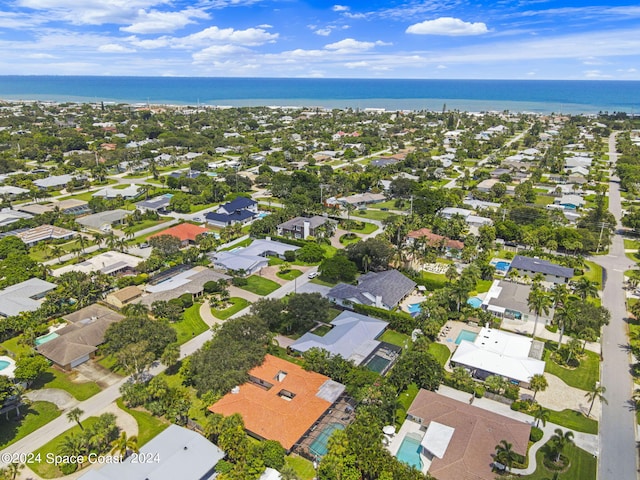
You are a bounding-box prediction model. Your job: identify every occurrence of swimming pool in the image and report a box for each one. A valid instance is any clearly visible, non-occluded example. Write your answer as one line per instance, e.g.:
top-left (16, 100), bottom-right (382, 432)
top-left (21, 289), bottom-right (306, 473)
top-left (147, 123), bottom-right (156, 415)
top-left (35, 332), bottom-right (59, 346)
top-left (309, 423), bottom-right (345, 457)
top-left (0, 360), bottom-right (10, 371)
top-left (495, 261), bottom-right (510, 272)
top-left (407, 303), bottom-right (422, 314)
top-left (455, 330), bottom-right (478, 345)
top-left (467, 297), bottom-right (483, 308)
top-left (396, 433), bottom-right (422, 470)
top-left (366, 354), bottom-right (392, 374)
top-left (257, 212), bottom-right (269, 219)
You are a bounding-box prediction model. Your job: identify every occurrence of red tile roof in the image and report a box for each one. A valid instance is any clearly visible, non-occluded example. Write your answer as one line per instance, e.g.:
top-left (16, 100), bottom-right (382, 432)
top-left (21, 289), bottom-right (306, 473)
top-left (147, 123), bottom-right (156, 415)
top-left (407, 228), bottom-right (464, 250)
top-left (209, 355), bottom-right (336, 451)
top-left (149, 223), bottom-right (209, 243)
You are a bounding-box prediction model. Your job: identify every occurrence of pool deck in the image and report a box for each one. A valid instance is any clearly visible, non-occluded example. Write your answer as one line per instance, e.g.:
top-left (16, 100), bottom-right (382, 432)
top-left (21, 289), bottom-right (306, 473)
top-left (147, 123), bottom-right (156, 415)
top-left (399, 292), bottom-right (428, 314)
top-left (386, 419), bottom-right (431, 475)
top-left (435, 321), bottom-right (482, 365)
top-left (0, 356), bottom-right (16, 378)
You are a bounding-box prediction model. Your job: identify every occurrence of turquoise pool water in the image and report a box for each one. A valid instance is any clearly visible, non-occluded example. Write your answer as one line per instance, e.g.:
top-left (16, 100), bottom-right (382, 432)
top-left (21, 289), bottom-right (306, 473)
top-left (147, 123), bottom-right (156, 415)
top-left (396, 434), bottom-right (422, 470)
top-left (309, 423), bottom-right (345, 457)
top-left (0, 360), bottom-right (10, 370)
top-left (467, 297), bottom-right (482, 308)
top-left (407, 303), bottom-right (422, 314)
top-left (455, 330), bottom-right (478, 345)
top-left (257, 212), bottom-right (269, 219)
top-left (495, 261), bottom-right (510, 271)
top-left (35, 332), bottom-right (59, 346)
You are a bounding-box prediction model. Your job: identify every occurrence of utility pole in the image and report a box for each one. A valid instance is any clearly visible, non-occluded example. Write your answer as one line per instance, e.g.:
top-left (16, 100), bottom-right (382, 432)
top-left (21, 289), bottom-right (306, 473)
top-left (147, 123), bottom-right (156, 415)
top-left (409, 195), bottom-right (413, 216)
top-left (596, 221), bottom-right (607, 253)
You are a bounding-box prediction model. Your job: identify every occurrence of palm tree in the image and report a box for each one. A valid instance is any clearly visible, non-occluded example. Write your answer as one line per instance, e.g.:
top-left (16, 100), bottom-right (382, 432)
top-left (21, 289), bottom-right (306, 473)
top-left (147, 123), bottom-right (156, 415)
top-left (532, 404), bottom-right (550, 428)
top-left (5, 462), bottom-right (24, 480)
top-left (572, 277), bottom-right (599, 301)
top-left (66, 407), bottom-right (84, 430)
top-left (585, 384), bottom-right (607, 417)
top-left (110, 432), bottom-right (139, 458)
top-left (528, 286), bottom-right (552, 338)
top-left (529, 373), bottom-right (549, 401)
top-left (565, 337), bottom-right (582, 364)
top-left (362, 254), bottom-right (372, 273)
top-left (494, 439), bottom-right (518, 472)
top-left (550, 428), bottom-right (574, 463)
top-left (51, 245), bottom-right (63, 262)
top-left (554, 300), bottom-right (578, 349)
top-left (59, 433), bottom-right (85, 464)
top-left (550, 283), bottom-right (570, 309)
top-left (122, 303), bottom-right (149, 318)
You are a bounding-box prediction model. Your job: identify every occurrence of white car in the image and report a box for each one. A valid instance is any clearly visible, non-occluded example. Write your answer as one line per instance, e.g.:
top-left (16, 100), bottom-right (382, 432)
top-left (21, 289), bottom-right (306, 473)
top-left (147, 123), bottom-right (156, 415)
top-left (308, 271), bottom-right (319, 279)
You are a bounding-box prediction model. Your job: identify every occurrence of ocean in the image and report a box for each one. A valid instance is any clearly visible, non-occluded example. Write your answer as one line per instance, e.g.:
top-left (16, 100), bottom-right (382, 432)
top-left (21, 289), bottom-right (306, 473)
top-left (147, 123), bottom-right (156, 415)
top-left (0, 76), bottom-right (638, 114)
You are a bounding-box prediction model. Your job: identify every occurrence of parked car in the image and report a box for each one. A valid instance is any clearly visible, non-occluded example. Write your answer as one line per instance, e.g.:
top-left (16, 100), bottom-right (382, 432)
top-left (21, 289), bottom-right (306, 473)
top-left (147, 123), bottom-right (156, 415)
top-left (308, 271), bottom-right (319, 279)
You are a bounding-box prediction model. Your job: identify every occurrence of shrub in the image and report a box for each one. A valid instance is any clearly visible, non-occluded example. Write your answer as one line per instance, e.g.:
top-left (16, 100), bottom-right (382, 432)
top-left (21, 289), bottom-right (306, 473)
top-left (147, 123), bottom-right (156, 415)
top-left (474, 385), bottom-right (485, 398)
top-left (504, 384), bottom-right (520, 401)
top-left (284, 250), bottom-right (296, 262)
top-left (179, 293), bottom-right (194, 309)
top-left (60, 463), bottom-right (77, 475)
top-left (530, 426), bottom-right (544, 442)
top-left (232, 277), bottom-right (248, 287)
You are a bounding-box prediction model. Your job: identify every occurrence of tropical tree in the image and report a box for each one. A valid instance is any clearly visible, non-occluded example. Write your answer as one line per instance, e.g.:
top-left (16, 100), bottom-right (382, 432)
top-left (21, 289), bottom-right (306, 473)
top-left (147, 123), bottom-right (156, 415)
top-left (66, 407), bottom-right (84, 430)
top-left (532, 404), bottom-right (550, 428)
top-left (585, 385), bottom-right (607, 417)
top-left (564, 337), bottom-right (582, 364)
top-left (528, 286), bottom-right (552, 338)
top-left (529, 374), bottom-right (549, 401)
top-left (4, 462), bottom-right (24, 480)
top-left (122, 303), bottom-right (149, 319)
top-left (550, 428), bottom-right (574, 463)
top-left (572, 277), bottom-right (599, 301)
top-left (494, 439), bottom-right (518, 472)
top-left (110, 431), bottom-right (139, 458)
top-left (555, 300), bottom-right (578, 349)
top-left (58, 433), bottom-right (85, 465)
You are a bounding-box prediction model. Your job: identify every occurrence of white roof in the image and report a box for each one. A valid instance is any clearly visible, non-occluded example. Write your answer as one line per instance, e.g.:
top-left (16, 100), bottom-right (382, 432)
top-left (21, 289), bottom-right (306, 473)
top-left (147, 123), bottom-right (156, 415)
top-left (451, 327), bottom-right (545, 384)
top-left (92, 185), bottom-right (140, 199)
top-left (33, 174), bottom-right (73, 188)
top-left (0, 186), bottom-right (29, 195)
top-left (260, 468), bottom-right (282, 480)
top-left (0, 278), bottom-right (57, 317)
top-left (421, 422), bottom-right (455, 459)
top-left (53, 251), bottom-right (142, 277)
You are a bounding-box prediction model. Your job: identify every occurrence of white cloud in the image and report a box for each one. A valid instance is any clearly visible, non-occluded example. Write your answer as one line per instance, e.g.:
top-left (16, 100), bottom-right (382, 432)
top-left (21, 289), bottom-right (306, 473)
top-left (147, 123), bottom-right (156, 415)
top-left (332, 5), bottom-right (350, 12)
top-left (25, 53), bottom-right (56, 58)
top-left (345, 61), bottom-right (368, 68)
top-left (324, 38), bottom-right (389, 52)
top-left (121, 8), bottom-right (209, 34)
top-left (193, 44), bottom-right (252, 63)
top-left (98, 43), bottom-right (135, 53)
top-left (315, 28), bottom-right (332, 36)
top-left (584, 70), bottom-right (612, 79)
top-left (406, 17), bottom-right (488, 36)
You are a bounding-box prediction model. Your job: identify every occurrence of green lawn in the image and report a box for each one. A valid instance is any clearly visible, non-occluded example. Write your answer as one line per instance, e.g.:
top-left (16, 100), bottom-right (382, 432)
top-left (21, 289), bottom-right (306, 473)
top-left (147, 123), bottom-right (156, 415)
top-left (276, 268), bottom-right (303, 281)
top-left (351, 209), bottom-right (395, 221)
top-left (521, 442), bottom-right (596, 480)
top-left (31, 369), bottom-right (101, 401)
top-left (543, 345), bottom-right (600, 391)
top-left (240, 276), bottom-right (281, 296)
top-left (211, 297), bottom-right (251, 320)
top-left (311, 277), bottom-right (338, 287)
top-left (339, 233), bottom-right (361, 246)
top-left (270, 346), bottom-right (305, 366)
top-left (574, 260), bottom-right (603, 288)
top-left (428, 342), bottom-right (451, 367)
top-left (285, 455), bottom-right (316, 480)
top-left (475, 279), bottom-right (493, 293)
top-left (172, 303), bottom-right (208, 344)
top-left (534, 195), bottom-right (555, 205)
top-left (0, 401), bottom-right (60, 449)
top-left (29, 416), bottom-right (101, 478)
top-left (219, 238), bottom-right (253, 251)
top-left (416, 271), bottom-right (448, 290)
top-left (624, 239), bottom-right (640, 250)
top-left (123, 217), bottom-right (172, 234)
top-left (396, 383), bottom-right (419, 428)
top-left (2, 336), bottom-right (34, 358)
top-left (341, 221), bottom-right (378, 234)
top-left (116, 398), bottom-right (169, 446)
top-left (379, 329), bottom-right (411, 347)
top-left (547, 409), bottom-right (598, 434)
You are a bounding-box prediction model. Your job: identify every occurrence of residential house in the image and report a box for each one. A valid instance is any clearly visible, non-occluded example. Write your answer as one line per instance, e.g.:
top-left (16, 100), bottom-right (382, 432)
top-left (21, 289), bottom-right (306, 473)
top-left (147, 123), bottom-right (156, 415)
top-left (53, 251), bottom-right (142, 277)
top-left (290, 311), bottom-right (393, 369)
top-left (336, 193), bottom-right (386, 207)
top-left (92, 185), bottom-right (141, 200)
top-left (277, 215), bottom-right (335, 240)
top-left (205, 197), bottom-right (258, 227)
top-left (76, 209), bottom-right (129, 232)
top-left (79, 424), bottom-right (225, 480)
top-left (475, 178), bottom-right (500, 193)
top-left (450, 326), bottom-right (545, 388)
top-left (392, 389), bottom-right (530, 480)
top-left (554, 194), bottom-right (586, 210)
top-left (37, 304), bottom-right (124, 370)
top-left (370, 158), bottom-right (399, 168)
top-left (508, 255), bottom-right (574, 284)
top-left (439, 207), bottom-right (473, 219)
top-left (33, 174), bottom-right (74, 190)
top-left (138, 266), bottom-right (230, 306)
top-left (481, 280), bottom-right (555, 327)
top-left (135, 194), bottom-right (172, 213)
top-left (209, 355), bottom-right (345, 452)
top-left (15, 225), bottom-right (77, 247)
top-left (209, 239), bottom-right (298, 275)
top-left (0, 278), bottom-right (57, 318)
top-left (0, 209), bottom-right (33, 228)
top-left (328, 269), bottom-right (416, 310)
top-left (105, 285), bottom-right (144, 309)
top-left (406, 228), bottom-right (464, 255)
top-left (0, 186), bottom-right (28, 197)
top-left (150, 223), bottom-right (210, 247)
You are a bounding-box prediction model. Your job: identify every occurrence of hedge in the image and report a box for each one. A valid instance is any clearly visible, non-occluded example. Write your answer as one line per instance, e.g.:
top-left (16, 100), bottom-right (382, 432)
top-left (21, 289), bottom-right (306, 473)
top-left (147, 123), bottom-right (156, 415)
top-left (352, 304), bottom-right (415, 334)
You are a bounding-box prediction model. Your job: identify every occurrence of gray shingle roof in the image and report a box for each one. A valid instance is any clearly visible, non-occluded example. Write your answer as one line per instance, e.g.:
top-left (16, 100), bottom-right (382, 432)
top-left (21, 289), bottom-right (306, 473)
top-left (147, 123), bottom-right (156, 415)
top-left (329, 269), bottom-right (416, 309)
top-left (509, 255), bottom-right (574, 279)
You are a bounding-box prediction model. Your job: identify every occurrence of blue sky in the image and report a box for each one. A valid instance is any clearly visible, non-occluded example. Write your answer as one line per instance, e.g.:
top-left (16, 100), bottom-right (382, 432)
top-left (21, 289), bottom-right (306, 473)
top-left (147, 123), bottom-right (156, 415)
top-left (0, 0), bottom-right (639, 79)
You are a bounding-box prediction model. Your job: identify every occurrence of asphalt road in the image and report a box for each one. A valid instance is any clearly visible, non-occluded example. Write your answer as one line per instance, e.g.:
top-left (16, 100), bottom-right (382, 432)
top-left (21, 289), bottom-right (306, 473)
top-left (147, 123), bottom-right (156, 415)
top-left (593, 132), bottom-right (638, 480)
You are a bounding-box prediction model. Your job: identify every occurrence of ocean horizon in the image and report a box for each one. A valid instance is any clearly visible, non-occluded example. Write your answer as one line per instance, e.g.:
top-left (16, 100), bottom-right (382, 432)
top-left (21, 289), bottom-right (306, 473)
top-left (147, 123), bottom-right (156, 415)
top-left (0, 76), bottom-right (638, 114)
